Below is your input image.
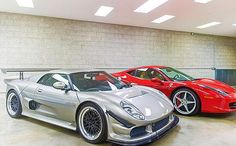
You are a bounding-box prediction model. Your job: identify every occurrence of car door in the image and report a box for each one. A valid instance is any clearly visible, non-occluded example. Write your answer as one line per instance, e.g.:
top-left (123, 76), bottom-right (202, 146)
top-left (34, 73), bottom-right (78, 123)
top-left (127, 68), bottom-right (170, 95)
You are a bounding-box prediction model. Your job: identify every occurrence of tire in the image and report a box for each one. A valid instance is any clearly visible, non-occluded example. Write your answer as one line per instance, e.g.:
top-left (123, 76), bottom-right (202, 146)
top-left (6, 90), bottom-right (22, 118)
top-left (77, 102), bottom-right (107, 144)
top-left (171, 88), bottom-right (200, 116)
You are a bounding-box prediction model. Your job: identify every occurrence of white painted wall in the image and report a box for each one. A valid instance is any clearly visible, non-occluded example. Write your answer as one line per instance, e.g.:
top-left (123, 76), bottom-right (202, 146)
top-left (0, 12), bottom-right (236, 92)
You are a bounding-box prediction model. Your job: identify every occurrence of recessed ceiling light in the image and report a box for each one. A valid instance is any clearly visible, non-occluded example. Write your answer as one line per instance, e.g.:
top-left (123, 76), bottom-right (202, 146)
top-left (95, 6), bottom-right (114, 17)
top-left (134, 0), bottom-right (169, 13)
top-left (194, 0), bottom-right (213, 4)
top-left (232, 24), bottom-right (236, 26)
top-left (16, 0), bottom-right (34, 8)
top-left (152, 15), bottom-right (175, 23)
top-left (197, 22), bottom-right (221, 29)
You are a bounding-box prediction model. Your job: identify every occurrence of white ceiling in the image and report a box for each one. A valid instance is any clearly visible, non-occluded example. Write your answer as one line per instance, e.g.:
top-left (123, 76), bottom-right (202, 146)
top-left (0, 0), bottom-right (236, 37)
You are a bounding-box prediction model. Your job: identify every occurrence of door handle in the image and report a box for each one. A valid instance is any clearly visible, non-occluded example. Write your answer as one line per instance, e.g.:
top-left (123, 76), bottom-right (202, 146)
top-left (37, 89), bottom-right (43, 93)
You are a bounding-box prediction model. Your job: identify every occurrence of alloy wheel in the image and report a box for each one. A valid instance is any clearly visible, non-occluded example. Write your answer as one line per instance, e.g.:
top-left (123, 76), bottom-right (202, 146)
top-left (173, 91), bottom-right (197, 115)
top-left (78, 106), bottom-right (102, 141)
top-left (7, 92), bottom-right (20, 115)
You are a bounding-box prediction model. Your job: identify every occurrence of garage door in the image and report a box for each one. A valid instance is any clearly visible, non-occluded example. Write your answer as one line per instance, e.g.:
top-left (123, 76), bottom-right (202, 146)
top-left (215, 69), bottom-right (236, 86)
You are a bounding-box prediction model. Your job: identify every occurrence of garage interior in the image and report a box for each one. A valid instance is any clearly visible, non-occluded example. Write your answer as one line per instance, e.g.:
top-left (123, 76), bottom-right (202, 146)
top-left (0, 0), bottom-right (236, 146)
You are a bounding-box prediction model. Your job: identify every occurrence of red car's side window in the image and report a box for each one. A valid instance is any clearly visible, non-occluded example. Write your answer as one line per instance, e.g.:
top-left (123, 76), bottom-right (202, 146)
top-left (127, 70), bottom-right (136, 76)
top-left (128, 68), bottom-right (165, 81)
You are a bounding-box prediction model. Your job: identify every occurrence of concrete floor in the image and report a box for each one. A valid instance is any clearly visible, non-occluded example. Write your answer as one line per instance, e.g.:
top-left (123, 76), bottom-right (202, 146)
top-left (1, 93), bottom-right (236, 146)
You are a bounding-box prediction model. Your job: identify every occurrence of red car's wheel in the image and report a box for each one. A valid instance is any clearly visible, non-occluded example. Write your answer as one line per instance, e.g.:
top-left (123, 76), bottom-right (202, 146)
top-left (172, 88), bottom-right (200, 116)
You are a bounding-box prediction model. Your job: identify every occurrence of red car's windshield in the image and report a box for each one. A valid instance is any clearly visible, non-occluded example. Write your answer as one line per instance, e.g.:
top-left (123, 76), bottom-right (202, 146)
top-left (159, 67), bottom-right (195, 81)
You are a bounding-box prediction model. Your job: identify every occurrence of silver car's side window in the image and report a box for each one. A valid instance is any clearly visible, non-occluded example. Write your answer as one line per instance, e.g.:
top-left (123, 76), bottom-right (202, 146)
top-left (38, 74), bottom-right (51, 85)
top-left (38, 73), bottom-right (69, 87)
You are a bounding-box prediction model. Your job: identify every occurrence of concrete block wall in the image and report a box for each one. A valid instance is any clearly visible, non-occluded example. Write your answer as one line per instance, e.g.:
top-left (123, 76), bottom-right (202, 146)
top-left (0, 12), bottom-right (236, 92)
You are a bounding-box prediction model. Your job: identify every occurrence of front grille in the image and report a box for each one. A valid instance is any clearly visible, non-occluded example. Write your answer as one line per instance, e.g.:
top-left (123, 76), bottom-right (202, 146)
top-left (152, 117), bottom-right (169, 132)
top-left (130, 126), bottom-right (147, 138)
top-left (130, 116), bottom-right (170, 138)
top-left (229, 102), bottom-right (236, 109)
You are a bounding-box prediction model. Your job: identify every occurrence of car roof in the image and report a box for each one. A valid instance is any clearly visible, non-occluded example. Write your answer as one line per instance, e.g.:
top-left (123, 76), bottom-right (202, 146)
top-left (27, 69), bottom-right (104, 83)
top-left (138, 65), bottom-right (167, 69)
top-left (124, 65), bottom-right (168, 72)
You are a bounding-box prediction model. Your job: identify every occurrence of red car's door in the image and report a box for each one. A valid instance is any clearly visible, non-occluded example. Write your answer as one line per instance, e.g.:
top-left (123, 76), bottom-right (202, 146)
top-left (123, 68), bottom-right (171, 96)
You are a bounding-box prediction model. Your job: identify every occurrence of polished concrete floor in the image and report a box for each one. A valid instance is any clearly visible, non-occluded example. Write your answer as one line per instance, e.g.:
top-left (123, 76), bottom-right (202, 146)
top-left (1, 93), bottom-right (236, 146)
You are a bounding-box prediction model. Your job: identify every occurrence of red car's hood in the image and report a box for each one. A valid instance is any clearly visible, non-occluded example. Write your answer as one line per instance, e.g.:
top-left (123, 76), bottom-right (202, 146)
top-left (191, 78), bottom-right (236, 93)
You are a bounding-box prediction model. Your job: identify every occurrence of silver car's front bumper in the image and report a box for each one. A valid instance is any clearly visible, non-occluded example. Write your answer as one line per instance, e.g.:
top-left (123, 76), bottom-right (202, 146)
top-left (106, 112), bottom-right (179, 145)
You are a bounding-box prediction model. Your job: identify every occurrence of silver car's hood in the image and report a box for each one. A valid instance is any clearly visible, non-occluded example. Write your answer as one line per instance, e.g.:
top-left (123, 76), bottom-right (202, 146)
top-left (98, 86), bottom-right (173, 121)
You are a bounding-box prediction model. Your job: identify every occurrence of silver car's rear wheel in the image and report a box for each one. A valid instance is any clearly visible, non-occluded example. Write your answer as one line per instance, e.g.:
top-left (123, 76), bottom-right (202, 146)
top-left (172, 88), bottom-right (200, 116)
top-left (77, 103), bottom-right (107, 144)
top-left (6, 90), bottom-right (22, 118)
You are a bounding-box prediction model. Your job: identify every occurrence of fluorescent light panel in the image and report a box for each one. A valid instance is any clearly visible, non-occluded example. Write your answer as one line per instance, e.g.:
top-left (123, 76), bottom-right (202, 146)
top-left (194, 0), bottom-right (213, 4)
top-left (16, 0), bottom-right (34, 8)
top-left (134, 0), bottom-right (169, 13)
top-left (232, 24), bottom-right (236, 26)
top-left (152, 15), bottom-right (175, 23)
top-left (95, 6), bottom-right (114, 17)
top-left (197, 22), bottom-right (221, 29)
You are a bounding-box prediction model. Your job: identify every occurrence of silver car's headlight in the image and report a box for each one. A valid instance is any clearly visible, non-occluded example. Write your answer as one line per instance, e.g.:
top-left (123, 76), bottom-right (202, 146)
top-left (199, 84), bottom-right (228, 96)
top-left (120, 101), bottom-right (145, 120)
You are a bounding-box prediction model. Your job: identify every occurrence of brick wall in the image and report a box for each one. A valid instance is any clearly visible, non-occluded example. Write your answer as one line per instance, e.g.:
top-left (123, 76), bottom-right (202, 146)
top-left (0, 12), bottom-right (236, 92)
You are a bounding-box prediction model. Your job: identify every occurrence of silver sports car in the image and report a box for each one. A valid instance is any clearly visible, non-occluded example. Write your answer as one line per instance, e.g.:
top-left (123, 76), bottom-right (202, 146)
top-left (5, 69), bottom-right (179, 145)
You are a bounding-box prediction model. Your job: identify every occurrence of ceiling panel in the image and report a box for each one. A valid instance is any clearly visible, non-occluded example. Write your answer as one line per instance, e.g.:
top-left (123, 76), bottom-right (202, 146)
top-left (0, 0), bottom-right (236, 37)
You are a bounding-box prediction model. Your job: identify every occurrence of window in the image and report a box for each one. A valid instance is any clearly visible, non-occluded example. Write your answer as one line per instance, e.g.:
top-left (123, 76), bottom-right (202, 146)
top-left (134, 68), bottom-right (165, 80)
top-left (70, 71), bottom-right (129, 92)
top-left (160, 67), bottom-right (194, 81)
top-left (38, 74), bottom-right (51, 85)
top-left (127, 70), bottom-right (136, 76)
top-left (38, 73), bottom-right (69, 87)
top-left (135, 68), bottom-right (149, 79)
top-left (150, 69), bottom-right (165, 80)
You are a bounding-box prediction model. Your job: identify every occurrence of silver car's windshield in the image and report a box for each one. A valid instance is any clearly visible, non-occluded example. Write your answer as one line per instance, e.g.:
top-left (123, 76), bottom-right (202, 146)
top-left (160, 67), bottom-right (195, 81)
top-left (70, 71), bottom-right (129, 92)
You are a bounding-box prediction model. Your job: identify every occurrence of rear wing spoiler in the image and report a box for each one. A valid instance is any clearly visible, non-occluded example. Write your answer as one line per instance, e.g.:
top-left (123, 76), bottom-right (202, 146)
top-left (1, 68), bottom-right (59, 80)
top-left (1, 67), bottom-right (127, 81)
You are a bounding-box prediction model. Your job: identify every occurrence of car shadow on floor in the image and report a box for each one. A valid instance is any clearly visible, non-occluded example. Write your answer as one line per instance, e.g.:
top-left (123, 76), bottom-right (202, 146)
top-left (19, 116), bottom-right (79, 136)
top-left (18, 115), bottom-right (182, 146)
top-left (199, 112), bottom-right (234, 118)
top-left (179, 110), bottom-right (236, 121)
top-left (199, 112), bottom-right (236, 122)
top-left (19, 116), bottom-right (116, 146)
top-left (17, 112), bottom-right (236, 146)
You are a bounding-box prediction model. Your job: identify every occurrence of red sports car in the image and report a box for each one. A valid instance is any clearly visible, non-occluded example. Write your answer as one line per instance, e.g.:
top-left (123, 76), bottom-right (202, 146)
top-left (113, 66), bottom-right (236, 116)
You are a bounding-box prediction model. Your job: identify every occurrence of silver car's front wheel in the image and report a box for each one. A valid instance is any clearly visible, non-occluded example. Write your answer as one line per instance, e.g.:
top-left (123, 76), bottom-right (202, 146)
top-left (172, 88), bottom-right (200, 116)
top-left (78, 103), bottom-right (107, 144)
top-left (6, 90), bottom-right (22, 118)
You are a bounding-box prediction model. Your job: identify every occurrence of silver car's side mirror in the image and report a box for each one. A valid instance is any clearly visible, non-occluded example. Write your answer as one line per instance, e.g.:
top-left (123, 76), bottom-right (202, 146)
top-left (53, 82), bottom-right (67, 90)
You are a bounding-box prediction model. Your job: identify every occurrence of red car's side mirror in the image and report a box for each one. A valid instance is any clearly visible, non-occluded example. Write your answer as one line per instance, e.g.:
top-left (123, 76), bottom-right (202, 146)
top-left (151, 78), bottom-right (164, 85)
